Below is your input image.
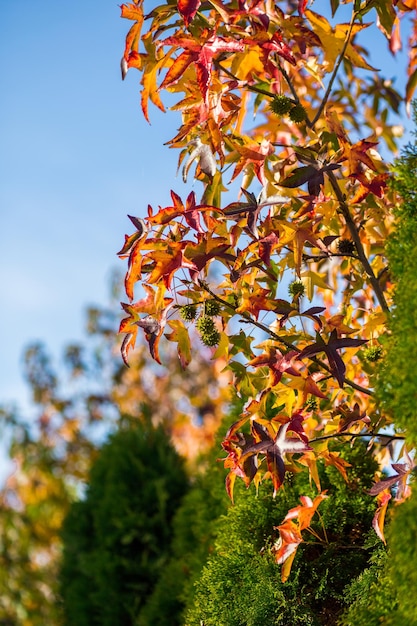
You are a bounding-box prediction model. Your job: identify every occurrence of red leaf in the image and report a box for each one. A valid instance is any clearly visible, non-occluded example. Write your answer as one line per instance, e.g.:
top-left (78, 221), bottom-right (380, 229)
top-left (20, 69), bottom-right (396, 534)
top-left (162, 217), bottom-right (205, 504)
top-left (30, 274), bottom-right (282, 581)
top-left (178, 0), bottom-right (201, 27)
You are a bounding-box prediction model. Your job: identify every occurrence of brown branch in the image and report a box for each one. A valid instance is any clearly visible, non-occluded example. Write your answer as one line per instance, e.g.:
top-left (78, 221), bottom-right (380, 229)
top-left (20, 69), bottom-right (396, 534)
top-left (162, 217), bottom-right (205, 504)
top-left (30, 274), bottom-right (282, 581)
top-left (199, 280), bottom-right (372, 396)
top-left (311, 431), bottom-right (405, 444)
top-left (327, 171), bottom-right (390, 313)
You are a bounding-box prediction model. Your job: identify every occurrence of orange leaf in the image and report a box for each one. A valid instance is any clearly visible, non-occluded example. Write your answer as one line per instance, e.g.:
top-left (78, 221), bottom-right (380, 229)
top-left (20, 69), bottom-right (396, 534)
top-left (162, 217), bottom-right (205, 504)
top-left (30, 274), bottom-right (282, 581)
top-left (120, 2), bottom-right (143, 21)
top-left (372, 489), bottom-right (391, 544)
top-left (125, 243), bottom-right (143, 301)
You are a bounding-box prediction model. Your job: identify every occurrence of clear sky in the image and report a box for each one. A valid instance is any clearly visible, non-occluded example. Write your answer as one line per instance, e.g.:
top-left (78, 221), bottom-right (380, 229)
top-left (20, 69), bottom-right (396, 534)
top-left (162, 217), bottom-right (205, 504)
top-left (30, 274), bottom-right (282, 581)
top-left (0, 1), bottom-right (184, 415)
top-left (0, 1), bottom-right (412, 423)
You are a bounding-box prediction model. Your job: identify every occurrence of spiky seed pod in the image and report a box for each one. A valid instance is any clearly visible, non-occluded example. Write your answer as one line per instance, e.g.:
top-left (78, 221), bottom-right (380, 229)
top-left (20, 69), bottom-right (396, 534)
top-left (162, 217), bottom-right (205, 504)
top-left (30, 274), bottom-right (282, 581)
top-left (201, 329), bottom-right (221, 347)
top-left (363, 345), bottom-right (384, 362)
top-left (180, 304), bottom-right (198, 321)
top-left (288, 280), bottom-right (305, 298)
top-left (196, 315), bottom-right (216, 335)
top-left (270, 95), bottom-right (293, 116)
top-left (305, 397), bottom-right (318, 412)
top-left (204, 300), bottom-right (221, 317)
top-left (337, 238), bottom-right (356, 255)
top-left (289, 104), bottom-right (307, 124)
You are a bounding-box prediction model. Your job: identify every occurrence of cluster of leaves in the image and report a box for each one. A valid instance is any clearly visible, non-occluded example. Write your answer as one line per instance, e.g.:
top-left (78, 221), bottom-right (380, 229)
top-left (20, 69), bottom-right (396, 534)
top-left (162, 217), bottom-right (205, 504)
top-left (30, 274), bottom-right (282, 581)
top-left (60, 417), bottom-right (189, 626)
top-left (117, 0), bottom-right (417, 569)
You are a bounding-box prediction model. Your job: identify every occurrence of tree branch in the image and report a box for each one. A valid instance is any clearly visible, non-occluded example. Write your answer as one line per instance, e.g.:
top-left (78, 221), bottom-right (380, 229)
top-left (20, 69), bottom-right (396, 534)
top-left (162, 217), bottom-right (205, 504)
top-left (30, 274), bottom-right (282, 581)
top-left (311, 431), bottom-right (405, 444)
top-left (199, 280), bottom-right (372, 396)
top-left (311, 10), bottom-right (358, 127)
top-left (327, 171), bottom-right (390, 313)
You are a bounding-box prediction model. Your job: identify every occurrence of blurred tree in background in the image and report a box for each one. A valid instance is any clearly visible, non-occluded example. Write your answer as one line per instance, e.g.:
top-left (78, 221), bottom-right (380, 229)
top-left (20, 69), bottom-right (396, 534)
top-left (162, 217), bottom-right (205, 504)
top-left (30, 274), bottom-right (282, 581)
top-left (0, 275), bottom-right (231, 625)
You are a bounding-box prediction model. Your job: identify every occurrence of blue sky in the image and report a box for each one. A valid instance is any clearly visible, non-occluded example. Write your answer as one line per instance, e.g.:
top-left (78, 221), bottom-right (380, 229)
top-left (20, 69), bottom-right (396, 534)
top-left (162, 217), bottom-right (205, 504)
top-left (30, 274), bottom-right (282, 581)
top-left (0, 1), bottom-right (413, 422)
top-left (0, 1), bottom-right (183, 414)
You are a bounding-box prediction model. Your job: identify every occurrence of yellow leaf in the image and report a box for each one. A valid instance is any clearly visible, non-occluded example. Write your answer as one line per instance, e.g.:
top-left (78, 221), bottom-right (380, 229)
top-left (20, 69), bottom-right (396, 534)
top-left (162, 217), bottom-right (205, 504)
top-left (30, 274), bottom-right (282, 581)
top-left (300, 270), bottom-right (333, 301)
top-left (305, 10), bottom-right (377, 72)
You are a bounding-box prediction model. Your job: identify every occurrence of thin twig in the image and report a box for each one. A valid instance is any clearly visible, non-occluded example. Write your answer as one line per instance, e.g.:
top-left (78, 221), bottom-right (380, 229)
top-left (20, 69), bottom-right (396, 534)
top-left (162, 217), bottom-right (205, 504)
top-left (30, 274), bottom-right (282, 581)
top-left (311, 10), bottom-right (358, 127)
top-left (214, 60), bottom-right (274, 98)
top-left (199, 280), bottom-right (372, 396)
top-left (311, 431), bottom-right (405, 444)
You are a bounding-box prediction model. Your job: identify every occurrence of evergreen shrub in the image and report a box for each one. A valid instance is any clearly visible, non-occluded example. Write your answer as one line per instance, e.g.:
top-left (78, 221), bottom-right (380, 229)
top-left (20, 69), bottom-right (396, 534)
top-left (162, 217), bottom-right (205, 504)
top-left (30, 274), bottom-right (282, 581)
top-left (185, 441), bottom-right (379, 626)
top-left (60, 418), bottom-right (189, 626)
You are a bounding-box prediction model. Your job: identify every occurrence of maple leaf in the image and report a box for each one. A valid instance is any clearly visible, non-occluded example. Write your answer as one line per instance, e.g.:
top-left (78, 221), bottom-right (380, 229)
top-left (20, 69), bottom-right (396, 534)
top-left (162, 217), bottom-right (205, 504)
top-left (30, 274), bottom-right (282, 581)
top-left (145, 241), bottom-right (194, 288)
top-left (229, 138), bottom-right (274, 186)
top-left (351, 172), bottom-right (389, 203)
top-left (278, 163), bottom-right (340, 196)
top-left (245, 29), bottom-right (297, 67)
top-left (273, 492), bottom-right (328, 581)
top-left (119, 287), bottom-right (173, 364)
top-left (118, 216), bottom-right (149, 301)
top-left (165, 319), bottom-right (192, 368)
top-left (297, 329), bottom-right (367, 387)
top-left (182, 138), bottom-right (217, 182)
top-left (221, 432), bottom-right (258, 503)
top-left (235, 287), bottom-right (277, 319)
top-left (305, 10), bottom-right (377, 72)
top-left (279, 222), bottom-right (331, 277)
top-left (336, 402), bottom-right (370, 432)
top-left (371, 489), bottom-right (391, 544)
top-left (337, 137), bottom-right (380, 178)
top-left (248, 347), bottom-right (301, 388)
top-left (241, 419), bottom-right (312, 496)
top-left (148, 190), bottom-right (219, 233)
top-left (120, 3), bottom-right (144, 79)
top-left (369, 451), bottom-right (415, 500)
top-left (159, 32), bottom-right (245, 102)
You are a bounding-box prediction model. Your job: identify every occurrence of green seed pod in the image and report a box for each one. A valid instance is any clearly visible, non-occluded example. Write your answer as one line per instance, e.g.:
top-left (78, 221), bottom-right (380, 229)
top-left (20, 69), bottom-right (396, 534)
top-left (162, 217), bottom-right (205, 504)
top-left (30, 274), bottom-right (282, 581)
top-left (289, 104), bottom-right (307, 124)
top-left (201, 329), bottom-right (221, 347)
top-left (288, 280), bottom-right (305, 298)
top-left (363, 345), bottom-right (384, 362)
top-left (204, 300), bottom-right (221, 317)
top-left (270, 95), bottom-right (293, 116)
top-left (196, 315), bottom-right (216, 335)
top-left (180, 304), bottom-right (198, 321)
top-left (305, 397), bottom-right (318, 412)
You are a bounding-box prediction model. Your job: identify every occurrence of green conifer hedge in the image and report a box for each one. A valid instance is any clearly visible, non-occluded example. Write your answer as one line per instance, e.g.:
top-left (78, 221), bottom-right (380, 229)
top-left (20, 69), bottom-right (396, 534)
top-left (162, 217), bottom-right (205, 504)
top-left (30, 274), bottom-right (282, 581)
top-left (60, 417), bottom-right (189, 626)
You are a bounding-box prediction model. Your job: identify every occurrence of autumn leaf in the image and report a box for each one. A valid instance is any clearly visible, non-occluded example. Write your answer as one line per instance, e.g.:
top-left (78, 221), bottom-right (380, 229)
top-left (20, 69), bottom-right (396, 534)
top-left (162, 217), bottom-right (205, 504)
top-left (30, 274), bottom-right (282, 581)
top-left (240, 419), bottom-right (312, 496)
top-left (337, 138), bottom-right (380, 178)
top-left (369, 451), bottom-right (415, 499)
top-left (273, 492), bottom-right (328, 581)
top-left (248, 347), bottom-right (301, 388)
top-left (165, 319), bottom-right (192, 368)
top-left (229, 138), bottom-right (274, 186)
top-left (305, 10), bottom-right (377, 72)
top-left (297, 329), bottom-right (367, 387)
top-left (177, 0), bottom-right (201, 26)
top-left (371, 489), bottom-right (391, 544)
top-left (159, 32), bottom-right (245, 102)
